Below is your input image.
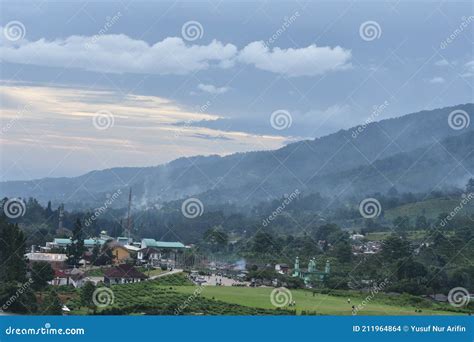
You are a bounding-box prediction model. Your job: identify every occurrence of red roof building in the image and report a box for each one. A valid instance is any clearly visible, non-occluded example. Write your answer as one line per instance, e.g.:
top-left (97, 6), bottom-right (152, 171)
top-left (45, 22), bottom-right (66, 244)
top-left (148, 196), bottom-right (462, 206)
top-left (104, 264), bottom-right (147, 285)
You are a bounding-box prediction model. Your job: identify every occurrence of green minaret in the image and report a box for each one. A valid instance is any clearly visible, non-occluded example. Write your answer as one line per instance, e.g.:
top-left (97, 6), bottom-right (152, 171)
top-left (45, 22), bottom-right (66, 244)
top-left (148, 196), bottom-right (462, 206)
top-left (293, 256), bottom-right (300, 277)
top-left (325, 259), bottom-right (331, 274)
top-left (308, 257), bottom-right (316, 273)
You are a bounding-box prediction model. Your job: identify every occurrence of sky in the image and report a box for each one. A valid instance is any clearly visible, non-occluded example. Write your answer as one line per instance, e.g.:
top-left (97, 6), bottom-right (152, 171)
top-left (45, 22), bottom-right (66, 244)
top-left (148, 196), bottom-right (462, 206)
top-left (0, 0), bottom-right (473, 181)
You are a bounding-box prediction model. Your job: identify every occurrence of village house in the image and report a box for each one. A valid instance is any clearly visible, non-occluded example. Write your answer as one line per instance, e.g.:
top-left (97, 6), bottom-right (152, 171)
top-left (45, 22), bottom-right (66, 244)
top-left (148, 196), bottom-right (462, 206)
top-left (49, 268), bottom-right (85, 287)
top-left (274, 263), bottom-right (289, 274)
top-left (109, 243), bottom-right (131, 265)
top-left (140, 239), bottom-right (185, 267)
top-left (44, 238), bottom-right (106, 252)
top-left (350, 233), bottom-right (365, 241)
top-left (137, 247), bottom-right (161, 265)
top-left (104, 264), bottom-right (147, 284)
top-left (25, 252), bottom-right (67, 270)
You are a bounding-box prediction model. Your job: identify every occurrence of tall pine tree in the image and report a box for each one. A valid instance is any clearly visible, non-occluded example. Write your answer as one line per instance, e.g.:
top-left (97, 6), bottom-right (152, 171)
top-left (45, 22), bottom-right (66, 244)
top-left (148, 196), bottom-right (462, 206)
top-left (66, 219), bottom-right (85, 267)
top-left (0, 215), bottom-right (27, 283)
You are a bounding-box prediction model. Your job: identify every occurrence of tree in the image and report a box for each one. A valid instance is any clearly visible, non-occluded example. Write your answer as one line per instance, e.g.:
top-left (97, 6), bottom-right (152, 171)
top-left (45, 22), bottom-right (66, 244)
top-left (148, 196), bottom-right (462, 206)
top-left (415, 215), bottom-right (428, 230)
top-left (466, 178), bottom-right (474, 193)
top-left (314, 224), bottom-right (339, 242)
top-left (67, 219), bottom-right (85, 267)
top-left (40, 289), bottom-right (63, 315)
top-left (393, 216), bottom-right (411, 231)
top-left (381, 235), bottom-right (411, 262)
top-left (203, 227), bottom-right (228, 252)
top-left (284, 276), bottom-right (305, 289)
top-left (0, 282), bottom-right (37, 313)
top-left (427, 266), bottom-right (448, 295)
top-left (387, 186), bottom-right (399, 198)
top-left (31, 261), bottom-right (55, 290)
top-left (332, 240), bottom-right (352, 263)
top-left (94, 241), bottom-right (115, 266)
top-left (80, 281), bottom-right (96, 312)
top-left (396, 257), bottom-right (427, 279)
top-left (0, 216), bottom-right (27, 283)
top-left (251, 231), bottom-right (278, 255)
top-left (45, 201), bottom-right (53, 217)
top-left (323, 273), bottom-right (350, 290)
top-left (91, 244), bottom-right (100, 265)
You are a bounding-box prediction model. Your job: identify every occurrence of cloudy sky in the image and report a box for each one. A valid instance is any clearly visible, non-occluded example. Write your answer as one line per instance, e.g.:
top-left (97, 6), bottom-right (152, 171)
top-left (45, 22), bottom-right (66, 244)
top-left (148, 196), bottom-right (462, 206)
top-left (0, 0), bottom-right (473, 181)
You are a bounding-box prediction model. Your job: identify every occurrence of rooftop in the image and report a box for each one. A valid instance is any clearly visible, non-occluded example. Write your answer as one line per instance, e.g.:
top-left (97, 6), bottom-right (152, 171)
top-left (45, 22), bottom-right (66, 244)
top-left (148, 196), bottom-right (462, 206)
top-left (104, 264), bottom-right (147, 279)
top-left (53, 238), bottom-right (105, 247)
top-left (124, 244), bottom-right (140, 252)
top-left (141, 238), bottom-right (185, 249)
top-left (26, 253), bottom-right (67, 261)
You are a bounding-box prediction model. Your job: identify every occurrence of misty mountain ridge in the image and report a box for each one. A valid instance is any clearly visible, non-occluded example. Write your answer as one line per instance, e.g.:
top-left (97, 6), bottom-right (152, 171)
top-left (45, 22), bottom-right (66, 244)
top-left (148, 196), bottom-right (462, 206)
top-left (1, 103), bottom-right (473, 210)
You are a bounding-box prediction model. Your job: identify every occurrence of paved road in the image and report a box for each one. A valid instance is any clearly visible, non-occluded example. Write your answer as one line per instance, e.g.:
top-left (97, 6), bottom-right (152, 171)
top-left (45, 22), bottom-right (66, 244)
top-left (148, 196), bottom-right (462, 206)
top-left (149, 268), bottom-right (183, 280)
top-left (201, 274), bottom-right (249, 287)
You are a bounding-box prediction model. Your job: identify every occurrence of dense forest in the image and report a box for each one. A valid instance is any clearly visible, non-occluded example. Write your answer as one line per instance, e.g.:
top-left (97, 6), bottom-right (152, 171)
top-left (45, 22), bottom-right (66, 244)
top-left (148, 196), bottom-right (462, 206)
top-left (1, 179), bottom-right (474, 303)
top-left (2, 104), bottom-right (473, 209)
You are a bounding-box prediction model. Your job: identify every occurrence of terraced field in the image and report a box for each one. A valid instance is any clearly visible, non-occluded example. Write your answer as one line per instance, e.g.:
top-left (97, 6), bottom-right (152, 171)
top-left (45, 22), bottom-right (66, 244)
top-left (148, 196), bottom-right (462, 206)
top-left (175, 286), bottom-right (463, 316)
top-left (67, 276), bottom-right (294, 315)
top-left (66, 273), bottom-right (466, 316)
top-left (384, 197), bottom-right (474, 221)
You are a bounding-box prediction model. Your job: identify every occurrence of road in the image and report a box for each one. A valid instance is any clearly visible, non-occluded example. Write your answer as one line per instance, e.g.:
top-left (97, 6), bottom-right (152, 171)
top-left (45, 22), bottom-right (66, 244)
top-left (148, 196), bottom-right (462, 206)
top-left (149, 268), bottom-right (183, 280)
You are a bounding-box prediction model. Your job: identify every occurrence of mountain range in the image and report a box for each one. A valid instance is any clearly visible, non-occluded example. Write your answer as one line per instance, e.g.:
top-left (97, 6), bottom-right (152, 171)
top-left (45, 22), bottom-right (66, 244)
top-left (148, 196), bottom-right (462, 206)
top-left (1, 103), bottom-right (473, 210)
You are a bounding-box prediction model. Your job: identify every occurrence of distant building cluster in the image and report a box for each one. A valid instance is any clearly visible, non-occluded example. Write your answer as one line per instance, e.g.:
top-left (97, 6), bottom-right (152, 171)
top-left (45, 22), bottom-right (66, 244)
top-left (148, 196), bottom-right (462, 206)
top-left (26, 230), bottom-right (186, 288)
top-left (350, 234), bottom-right (382, 255)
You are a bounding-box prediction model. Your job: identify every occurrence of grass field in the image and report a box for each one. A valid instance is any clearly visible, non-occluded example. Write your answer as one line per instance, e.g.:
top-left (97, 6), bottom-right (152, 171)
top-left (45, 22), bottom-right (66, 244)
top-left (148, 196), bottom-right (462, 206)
top-left (365, 230), bottom-right (429, 242)
top-left (174, 286), bottom-right (461, 316)
top-left (65, 273), bottom-right (466, 316)
top-left (384, 197), bottom-right (474, 221)
top-left (136, 267), bottom-right (165, 277)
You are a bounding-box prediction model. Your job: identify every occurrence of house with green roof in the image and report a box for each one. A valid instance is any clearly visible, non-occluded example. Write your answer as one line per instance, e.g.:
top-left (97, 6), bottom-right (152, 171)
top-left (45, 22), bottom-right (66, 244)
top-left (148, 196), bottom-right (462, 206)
top-left (141, 239), bottom-right (185, 249)
top-left (139, 238), bottom-right (185, 267)
top-left (47, 238), bottom-right (106, 251)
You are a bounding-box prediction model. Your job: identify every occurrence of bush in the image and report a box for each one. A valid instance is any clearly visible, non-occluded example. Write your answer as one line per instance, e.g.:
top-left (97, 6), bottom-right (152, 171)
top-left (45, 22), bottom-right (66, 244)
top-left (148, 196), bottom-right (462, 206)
top-left (0, 282), bottom-right (37, 314)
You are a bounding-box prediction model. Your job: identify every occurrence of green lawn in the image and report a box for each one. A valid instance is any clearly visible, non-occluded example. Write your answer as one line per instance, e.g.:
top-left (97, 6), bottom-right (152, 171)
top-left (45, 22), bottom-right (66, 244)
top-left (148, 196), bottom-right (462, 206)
top-left (174, 286), bottom-right (462, 316)
top-left (136, 267), bottom-right (165, 277)
top-left (67, 278), bottom-right (293, 315)
top-left (65, 272), bottom-right (467, 316)
top-left (84, 267), bottom-right (108, 276)
top-left (365, 230), bottom-right (428, 241)
top-left (384, 197), bottom-right (474, 221)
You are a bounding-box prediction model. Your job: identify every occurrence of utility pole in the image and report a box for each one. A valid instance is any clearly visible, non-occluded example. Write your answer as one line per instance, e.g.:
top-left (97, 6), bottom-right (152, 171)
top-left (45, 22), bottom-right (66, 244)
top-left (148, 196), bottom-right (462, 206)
top-left (58, 203), bottom-right (64, 232)
top-left (126, 188), bottom-right (132, 241)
